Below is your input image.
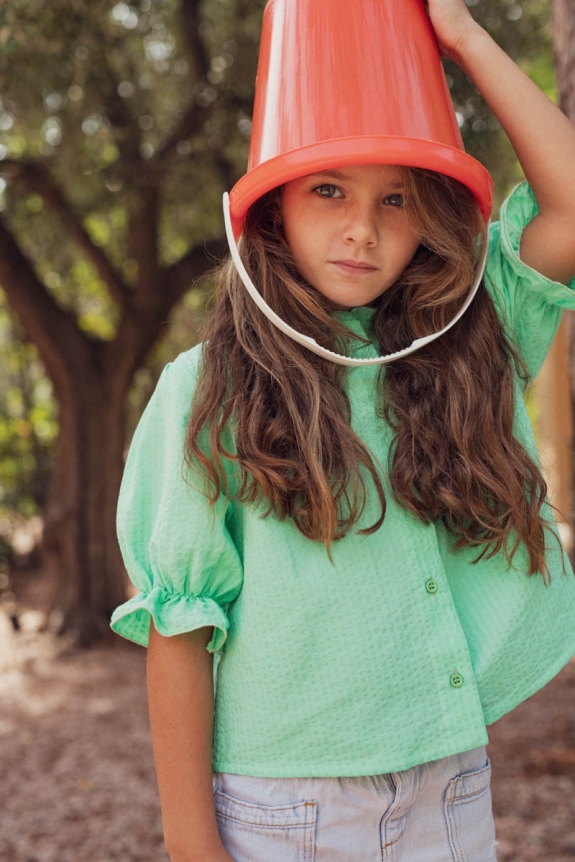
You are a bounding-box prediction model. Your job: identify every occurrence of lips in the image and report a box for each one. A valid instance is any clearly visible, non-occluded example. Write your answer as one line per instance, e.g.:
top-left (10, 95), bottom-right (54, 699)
top-left (332, 260), bottom-right (377, 274)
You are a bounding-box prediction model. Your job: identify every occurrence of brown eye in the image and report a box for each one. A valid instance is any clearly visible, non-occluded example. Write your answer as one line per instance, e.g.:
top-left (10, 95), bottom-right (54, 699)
top-left (314, 184), bottom-right (342, 198)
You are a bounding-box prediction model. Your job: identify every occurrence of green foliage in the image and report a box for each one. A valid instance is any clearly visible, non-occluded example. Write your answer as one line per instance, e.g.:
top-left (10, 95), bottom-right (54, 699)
top-left (0, 289), bottom-right (58, 516)
top-left (0, 0), bottom-right (265, 338)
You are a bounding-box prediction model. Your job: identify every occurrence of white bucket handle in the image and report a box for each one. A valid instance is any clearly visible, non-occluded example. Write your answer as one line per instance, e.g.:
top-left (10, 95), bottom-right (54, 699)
top-left (223, 192), bottom-right (489, 367)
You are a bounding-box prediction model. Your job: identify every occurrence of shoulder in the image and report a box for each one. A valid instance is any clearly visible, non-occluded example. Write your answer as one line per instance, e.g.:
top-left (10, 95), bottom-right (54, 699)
top-left (138, 344), bottom-right (208, 432)
top-left (170, 341), bottom-right (205, 374)
top-left (482, 182), bottom-right (575, 380)
top-left (485, 180), bottom-right (575, 302)
top-left (159, 342), bottom-right (206, 397)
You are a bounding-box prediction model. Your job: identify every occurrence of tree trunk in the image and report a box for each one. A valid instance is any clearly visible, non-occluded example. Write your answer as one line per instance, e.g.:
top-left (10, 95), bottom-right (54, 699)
top-left (0, 194), bottom-right (227, 647)
top-left (553, 0), bottom-right (575, 553)
top-left (41, 353), bottom-right (129, 646)
top-left (554, 0), bottom-right (575, 120)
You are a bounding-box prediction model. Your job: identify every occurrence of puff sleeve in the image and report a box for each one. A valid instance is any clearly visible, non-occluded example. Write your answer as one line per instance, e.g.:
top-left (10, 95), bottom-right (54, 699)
top-left (484, 181), bottom-right (575, 380)
top-left (109, 347), bottom-right (243, 653)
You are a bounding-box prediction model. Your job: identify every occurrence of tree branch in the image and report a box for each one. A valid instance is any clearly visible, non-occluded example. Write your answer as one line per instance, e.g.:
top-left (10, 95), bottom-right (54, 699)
top-left (180, 0), bottom-right (211, 82)
top-left (164, 235), bottom-right (229, 306)
top-left (1, 159), bottom-right (132, 310)
top-left (127, 183), bottom-right (162, 304)
top-left (152, 0), bottom-right (230, 165)
top-left (554, 0), bottom-right (575, 121)
top-left (91, 49), bottom-right (143, 167)
top-left (152, 97), bottom-right (216, 165)
top-left (0, 216), bottom-right (87, 381)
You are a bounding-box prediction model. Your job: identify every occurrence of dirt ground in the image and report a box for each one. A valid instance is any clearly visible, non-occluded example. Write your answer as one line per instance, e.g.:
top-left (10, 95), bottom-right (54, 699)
top-left (1, 609), bottom-right (574, 862)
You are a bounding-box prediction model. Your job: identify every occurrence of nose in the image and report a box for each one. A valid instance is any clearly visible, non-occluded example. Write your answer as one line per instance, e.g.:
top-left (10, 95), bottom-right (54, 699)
top-left (342, 201), bottom-right (379, 246)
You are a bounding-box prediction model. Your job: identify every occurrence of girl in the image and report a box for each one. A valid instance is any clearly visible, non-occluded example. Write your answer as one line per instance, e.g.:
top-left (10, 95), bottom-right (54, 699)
top-left (110, 1), bottom-right (575, 860)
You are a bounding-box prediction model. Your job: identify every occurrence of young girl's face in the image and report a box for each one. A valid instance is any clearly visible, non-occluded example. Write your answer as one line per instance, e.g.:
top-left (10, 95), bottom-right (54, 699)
top-left (280, 164), bottom-right (421, 309)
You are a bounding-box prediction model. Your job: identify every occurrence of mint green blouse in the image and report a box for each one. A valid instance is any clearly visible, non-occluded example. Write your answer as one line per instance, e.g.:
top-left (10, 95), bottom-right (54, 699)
top-left (110, 182), bottom-right (575, 777)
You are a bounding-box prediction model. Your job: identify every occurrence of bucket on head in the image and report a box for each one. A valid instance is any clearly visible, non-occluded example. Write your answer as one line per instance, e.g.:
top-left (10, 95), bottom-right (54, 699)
top-left (222, 0), bottom-right (493, 367)
top-left (227, 0), bottom-right (493, 241)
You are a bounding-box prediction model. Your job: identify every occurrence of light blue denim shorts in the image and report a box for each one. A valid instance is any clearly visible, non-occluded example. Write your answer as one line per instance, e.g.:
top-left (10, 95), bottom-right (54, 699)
top-left (212, 745), bottom-right (498, 862)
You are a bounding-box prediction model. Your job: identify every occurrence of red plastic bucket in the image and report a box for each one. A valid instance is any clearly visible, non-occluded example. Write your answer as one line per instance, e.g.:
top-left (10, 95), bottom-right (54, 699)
top-left (228, 0), bottom-right (493, 240)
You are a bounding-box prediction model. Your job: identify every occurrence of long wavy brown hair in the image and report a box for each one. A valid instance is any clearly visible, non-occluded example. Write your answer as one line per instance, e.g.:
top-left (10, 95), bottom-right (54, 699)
top-left (184, 166), bottom-right (559, 581)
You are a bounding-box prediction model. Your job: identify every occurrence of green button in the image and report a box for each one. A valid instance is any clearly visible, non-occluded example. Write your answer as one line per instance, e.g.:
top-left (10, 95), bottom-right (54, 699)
top-left (450, 672), bottom-right (464, 689)
top-left (425, 578), bottom-right (438, 595)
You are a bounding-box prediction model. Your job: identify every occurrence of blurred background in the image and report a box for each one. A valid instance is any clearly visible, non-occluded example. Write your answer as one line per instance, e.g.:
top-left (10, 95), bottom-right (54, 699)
top-left (0, 0), bottom-right (574, 860)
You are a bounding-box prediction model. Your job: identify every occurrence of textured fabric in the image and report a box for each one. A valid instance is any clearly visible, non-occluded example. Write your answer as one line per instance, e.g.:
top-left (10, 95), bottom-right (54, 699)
top-left (212, 746), bottom-right (497, 861)
top-left (110, 181), bottom-right (575, 777)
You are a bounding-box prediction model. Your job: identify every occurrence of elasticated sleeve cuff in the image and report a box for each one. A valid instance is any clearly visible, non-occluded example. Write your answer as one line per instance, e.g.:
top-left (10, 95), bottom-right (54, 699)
top-left (498, 181), bottom-right (575, 307)
top-left (484, 182), bottom-right (575, 379)
top-left (110, 346), bottom-right (243, 654)
top-left (110, 587), bottom-right (230, 652)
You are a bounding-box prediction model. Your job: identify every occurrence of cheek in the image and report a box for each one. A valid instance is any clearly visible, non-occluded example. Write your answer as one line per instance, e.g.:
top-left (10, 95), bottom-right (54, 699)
top-left (404, 236), bottom-right (421, 261)
top-left (283, 213), bottom-right (323, 271)
top-left (394, 226), bottom-right (421, 266)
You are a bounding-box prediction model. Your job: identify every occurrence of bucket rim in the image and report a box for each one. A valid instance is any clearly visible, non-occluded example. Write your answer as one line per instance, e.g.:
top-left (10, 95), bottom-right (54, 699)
top-left (229, 135), bottom-right (493, 240)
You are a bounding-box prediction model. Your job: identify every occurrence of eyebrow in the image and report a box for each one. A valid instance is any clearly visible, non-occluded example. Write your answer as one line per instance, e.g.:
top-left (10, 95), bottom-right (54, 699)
top-left (309, 169), bottom-right (405, 188)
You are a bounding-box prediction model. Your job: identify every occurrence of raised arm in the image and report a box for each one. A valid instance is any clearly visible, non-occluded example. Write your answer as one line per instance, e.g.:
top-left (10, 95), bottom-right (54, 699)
top-left (427, 0), bottom-right (575, 285)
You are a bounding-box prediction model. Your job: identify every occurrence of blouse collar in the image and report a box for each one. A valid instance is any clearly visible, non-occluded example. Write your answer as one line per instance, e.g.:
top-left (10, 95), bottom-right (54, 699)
top-left (332, 306), bottom-right (379, 358)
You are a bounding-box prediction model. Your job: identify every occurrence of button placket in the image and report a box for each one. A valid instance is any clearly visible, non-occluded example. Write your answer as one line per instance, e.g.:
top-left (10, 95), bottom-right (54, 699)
top-left (422, 581), bottom-right (465, 691)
